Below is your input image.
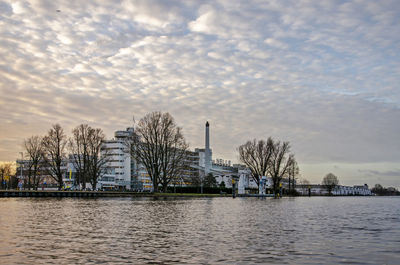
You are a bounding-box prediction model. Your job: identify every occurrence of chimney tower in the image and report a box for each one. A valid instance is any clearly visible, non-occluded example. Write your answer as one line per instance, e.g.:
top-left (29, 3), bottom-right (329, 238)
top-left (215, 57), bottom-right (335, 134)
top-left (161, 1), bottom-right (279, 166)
top-left (205, 121), bottom-right (211, 175)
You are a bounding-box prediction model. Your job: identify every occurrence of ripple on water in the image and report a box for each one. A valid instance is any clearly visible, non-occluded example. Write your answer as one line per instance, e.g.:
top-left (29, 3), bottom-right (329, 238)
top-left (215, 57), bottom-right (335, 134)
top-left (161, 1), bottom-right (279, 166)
top-left (0, 197), bottom-right (399, 264)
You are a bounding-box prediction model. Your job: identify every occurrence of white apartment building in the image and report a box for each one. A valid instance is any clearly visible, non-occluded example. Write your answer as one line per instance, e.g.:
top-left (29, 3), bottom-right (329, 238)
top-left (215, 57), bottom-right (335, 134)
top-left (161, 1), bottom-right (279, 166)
top-left (101, 127), bottom-right (147, 191)
top-left (99, 128), bottom-right (203, 192)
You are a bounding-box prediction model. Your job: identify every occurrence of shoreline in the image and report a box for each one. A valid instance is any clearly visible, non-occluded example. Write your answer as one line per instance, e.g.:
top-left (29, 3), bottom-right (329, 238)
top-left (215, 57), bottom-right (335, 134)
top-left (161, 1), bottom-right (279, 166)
top-left (0, 190), bottom-right (384, 198)
top-left (0, 190), bottom-right (232, 198)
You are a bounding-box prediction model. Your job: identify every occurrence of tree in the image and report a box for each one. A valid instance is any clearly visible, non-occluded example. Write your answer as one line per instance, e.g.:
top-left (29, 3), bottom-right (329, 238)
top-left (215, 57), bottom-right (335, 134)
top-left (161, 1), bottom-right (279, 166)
top-left (42, 124), bottom-right (67, 190)
top-left (238, 138), bottom-right (273, 190)
top-left (131, 112), bottom-right (188, 192)
top-left (268, 140), bottom-right (295, 198)
top-left (189, 171), bottom-right (202, 186)
top-left (24, 136), bottom-right (44, 190)
top-left (190, 172), bottom-right (216, 189)
top-left (0, 163), bottom-right (13, 189)
top-left (371, 184), bottom-right (384, 195)
top-left (373, 183), bottom-right (383, 190)
top-left (69, 124), bottom-right (108, 190)
top-left (322, 173), bottom-right (339, 195)
top-left (219, 181), bottom-right (226, 188)
top-left (87, 128), bottom-right (108, 190)
top-left (371, 184), bottom-right (400, 196)
top-left (69, 125), bottom-right (90, 189)
top-left (204, 173), bottom-right (217, 187)
top-left (287, 159), bottom-right (299, 194)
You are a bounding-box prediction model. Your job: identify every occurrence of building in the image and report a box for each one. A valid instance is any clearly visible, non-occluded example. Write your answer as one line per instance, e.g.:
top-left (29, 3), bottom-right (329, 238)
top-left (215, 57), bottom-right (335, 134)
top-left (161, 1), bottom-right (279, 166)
top-left (191, 122), bottom-right (242, 185)
top-left (16, 158), bottom-right (63, 189)
top-left (62, 127), bottom-right (145, 191)
top-left (99, 127), bottom-right (153, 191)
top-left (295, 184), bottom-right (372, 195)
top-left (100, 127), bottom-right (202, 191)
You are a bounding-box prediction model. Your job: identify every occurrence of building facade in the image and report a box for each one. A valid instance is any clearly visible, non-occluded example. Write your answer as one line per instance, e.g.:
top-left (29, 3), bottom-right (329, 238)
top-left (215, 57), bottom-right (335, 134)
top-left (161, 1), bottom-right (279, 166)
top-left (295, 184), bottom-right (372, 195)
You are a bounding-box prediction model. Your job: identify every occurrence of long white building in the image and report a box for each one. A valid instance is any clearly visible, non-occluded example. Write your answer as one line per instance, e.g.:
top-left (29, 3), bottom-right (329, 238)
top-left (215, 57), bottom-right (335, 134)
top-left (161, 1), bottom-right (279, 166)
top-left (295, 184), bottom-right (372, 195)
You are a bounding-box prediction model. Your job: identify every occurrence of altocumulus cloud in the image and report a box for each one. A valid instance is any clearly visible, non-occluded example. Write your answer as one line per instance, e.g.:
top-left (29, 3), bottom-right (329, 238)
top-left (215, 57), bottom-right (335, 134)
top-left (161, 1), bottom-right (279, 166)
top-left (0, 0), bottom-right (400, 186)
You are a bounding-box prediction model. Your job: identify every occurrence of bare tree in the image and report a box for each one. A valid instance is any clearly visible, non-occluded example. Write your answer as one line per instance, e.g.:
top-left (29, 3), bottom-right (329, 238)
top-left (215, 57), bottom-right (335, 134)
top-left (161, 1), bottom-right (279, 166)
top-left (69, 124), bottom-right (109, 190)
top-left (287, 159), bottom-right (299, 194)
top-left (268, 140), bottom-right (295, 197)
top-left (131, 112), bottom-right (188, 192)
top-left (42, 124), bottom-right (67, 190)
top-left (69, 124), bottom-right (91, 190)
top-left (159, 116), bottom-right (188, 192)
top-left (0, 163), bottom-right (13, 189)
top-left (189, 171), bottom-right (202, 186)
top-left (322, 173), bottom-right (339, 195)
top-left (87, 128), bottom-right (108, 190)
top-left (24, 136), bottom-right (44, 190)
top-left (238, 138), bottom-right (273, 190)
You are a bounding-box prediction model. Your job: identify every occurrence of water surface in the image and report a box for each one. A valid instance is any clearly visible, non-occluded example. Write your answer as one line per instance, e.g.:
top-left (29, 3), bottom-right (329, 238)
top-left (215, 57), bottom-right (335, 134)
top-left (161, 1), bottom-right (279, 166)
top-left (0, 197), bottom-right (399, 264)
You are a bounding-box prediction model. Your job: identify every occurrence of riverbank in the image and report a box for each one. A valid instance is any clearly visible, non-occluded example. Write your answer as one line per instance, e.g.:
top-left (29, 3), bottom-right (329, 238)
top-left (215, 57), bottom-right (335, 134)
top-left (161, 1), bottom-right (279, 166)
top-left (0, 190), bottom-right (382, 198)
top-left (0, 190), bottom-right (233, 198)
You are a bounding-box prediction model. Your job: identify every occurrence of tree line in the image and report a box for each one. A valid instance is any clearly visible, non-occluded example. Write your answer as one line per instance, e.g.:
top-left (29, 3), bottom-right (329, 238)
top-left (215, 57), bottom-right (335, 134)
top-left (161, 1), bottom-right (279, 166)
top-left (237, 138), bottom-right (299, 197)
top-left (371, 184), bottom-right (400, 196)
top-left (21, 124), bottom-right (108, 190)
top-left (18, 112), bottom-right (188, 192)
top-left (134, 112), bottom-right (301, 195)
top-left (17, 111), bottom-right (301, 194)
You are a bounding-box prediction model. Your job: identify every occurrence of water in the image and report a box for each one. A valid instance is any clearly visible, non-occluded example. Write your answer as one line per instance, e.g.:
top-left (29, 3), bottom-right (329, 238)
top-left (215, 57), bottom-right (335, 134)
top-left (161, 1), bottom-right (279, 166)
top-left (0, 197), bottom-right (399, 264)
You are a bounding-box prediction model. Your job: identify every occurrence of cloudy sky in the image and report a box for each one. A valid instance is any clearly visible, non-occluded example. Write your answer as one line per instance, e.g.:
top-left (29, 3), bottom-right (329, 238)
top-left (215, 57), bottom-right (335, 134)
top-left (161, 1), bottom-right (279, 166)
top-left (0, 0), bottom-right (399, 187)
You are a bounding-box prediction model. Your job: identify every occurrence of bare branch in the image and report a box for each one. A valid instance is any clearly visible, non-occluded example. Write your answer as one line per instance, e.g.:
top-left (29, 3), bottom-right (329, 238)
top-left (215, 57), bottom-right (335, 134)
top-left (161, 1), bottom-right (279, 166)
top-left (238, 138), bottom-right (273, 188)
top-left (42, 124), bottom-right (67, 190)
top-left (131, 112), bottom-right (188, 192)
top-left (23, 135), bottom-right (45, 190)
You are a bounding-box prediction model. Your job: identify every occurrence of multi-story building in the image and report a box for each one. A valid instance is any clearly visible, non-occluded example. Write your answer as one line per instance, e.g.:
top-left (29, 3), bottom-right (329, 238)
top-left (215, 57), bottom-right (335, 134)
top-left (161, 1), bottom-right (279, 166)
top-left (62, 127), bottom-right (144, 191)
top-left (98, 127), bottom-right (202, 191)
top-left (100, 128), bottom-right (137, 190)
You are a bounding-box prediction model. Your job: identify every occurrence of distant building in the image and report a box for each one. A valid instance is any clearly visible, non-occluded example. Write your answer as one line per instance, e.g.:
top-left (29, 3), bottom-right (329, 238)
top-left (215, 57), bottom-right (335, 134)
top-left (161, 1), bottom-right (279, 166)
top-left (16, 159), bottom-right (62, 189)
top-left (191, 122), bottom-right (241, 185)
top-left (295, 183), bottom-right (372, 195)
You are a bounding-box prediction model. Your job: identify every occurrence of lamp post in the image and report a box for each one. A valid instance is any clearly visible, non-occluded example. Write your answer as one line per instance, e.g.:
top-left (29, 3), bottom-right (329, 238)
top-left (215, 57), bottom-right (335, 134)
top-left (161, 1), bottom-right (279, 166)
top-left (19, 152), bottom-right (23, 190)
top-left (152, 162), bottom-right (157, 193)
top-left (232, 175), bottom-right (239, 198)
top-left (200, 172), bottom-right (204, 194)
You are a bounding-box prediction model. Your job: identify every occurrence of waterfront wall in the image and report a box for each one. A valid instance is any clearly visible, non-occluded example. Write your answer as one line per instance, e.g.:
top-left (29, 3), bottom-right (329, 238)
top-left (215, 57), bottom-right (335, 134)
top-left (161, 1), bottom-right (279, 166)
top-left (0, 190), bottom-right (231, 198)
top-left (0, 190), bottom-right (150, 198)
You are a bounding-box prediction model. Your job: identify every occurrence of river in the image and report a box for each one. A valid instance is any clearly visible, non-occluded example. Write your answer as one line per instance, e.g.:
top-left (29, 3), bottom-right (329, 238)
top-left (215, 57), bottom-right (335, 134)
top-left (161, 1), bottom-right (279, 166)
top-left (0, 196), bottom-right (399, 264)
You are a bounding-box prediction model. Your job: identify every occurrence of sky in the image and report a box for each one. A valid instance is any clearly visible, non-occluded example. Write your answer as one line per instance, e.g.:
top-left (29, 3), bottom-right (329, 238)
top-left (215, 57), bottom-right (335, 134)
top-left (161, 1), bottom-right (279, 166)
top-left (0, 0), bottom-right (399, 188)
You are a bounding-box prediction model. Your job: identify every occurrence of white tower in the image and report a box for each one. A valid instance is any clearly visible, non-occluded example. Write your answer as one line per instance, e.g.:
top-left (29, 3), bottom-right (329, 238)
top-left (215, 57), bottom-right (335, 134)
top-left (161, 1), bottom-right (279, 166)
top-left (205, 121), bottom-right (212, 175)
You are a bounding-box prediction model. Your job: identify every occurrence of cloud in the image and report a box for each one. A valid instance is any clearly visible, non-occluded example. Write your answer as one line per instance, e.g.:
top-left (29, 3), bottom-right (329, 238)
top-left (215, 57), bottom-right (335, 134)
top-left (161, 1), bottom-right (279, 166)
top-left (264, 38), bottom-right (288, 49)
top-left (358, 169), bottom-right (400, 177)
top-left (0, 0), bottom-right (400, 187)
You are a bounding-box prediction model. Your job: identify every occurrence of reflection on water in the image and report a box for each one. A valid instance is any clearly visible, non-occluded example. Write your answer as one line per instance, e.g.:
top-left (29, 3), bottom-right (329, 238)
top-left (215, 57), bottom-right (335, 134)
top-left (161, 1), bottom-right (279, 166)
top-left (0, 197), bottom-right (399, 264)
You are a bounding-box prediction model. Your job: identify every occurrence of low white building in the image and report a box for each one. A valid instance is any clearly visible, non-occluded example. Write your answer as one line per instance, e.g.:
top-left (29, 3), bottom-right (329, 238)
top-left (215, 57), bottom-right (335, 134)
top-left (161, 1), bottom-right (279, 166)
top-left (333, 184), bottom-right (372, 196)
top-left (295, 184), bottom-right (372, 195)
